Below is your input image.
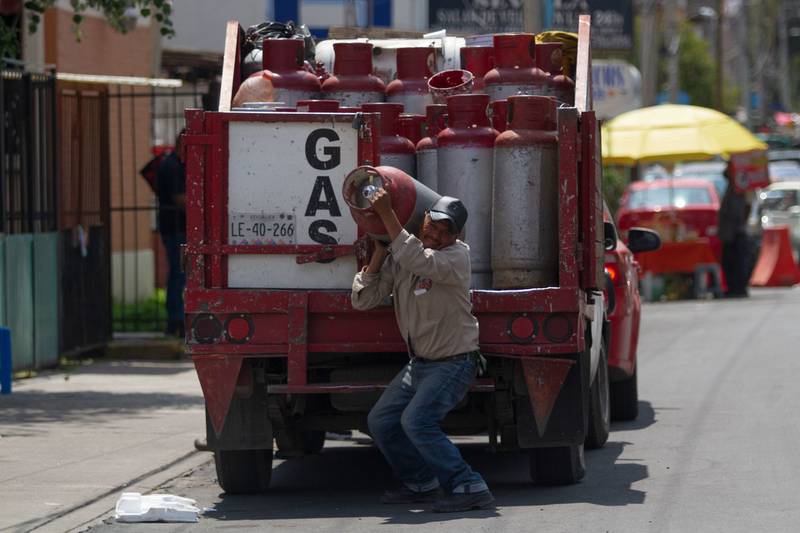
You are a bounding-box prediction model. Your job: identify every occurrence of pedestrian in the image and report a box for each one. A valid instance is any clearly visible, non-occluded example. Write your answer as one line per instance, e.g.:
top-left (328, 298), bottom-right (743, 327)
top-left (157, 130), bottom-right (187, 336)
top-left (351, 188), bottom-right (494, 512)
top-left (718, 162), bottom-right (750, 298)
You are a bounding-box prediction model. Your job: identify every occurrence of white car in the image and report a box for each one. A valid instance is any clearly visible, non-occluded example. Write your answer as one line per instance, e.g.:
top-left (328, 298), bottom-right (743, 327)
top-left (752, 181), bottom-right (800, 261)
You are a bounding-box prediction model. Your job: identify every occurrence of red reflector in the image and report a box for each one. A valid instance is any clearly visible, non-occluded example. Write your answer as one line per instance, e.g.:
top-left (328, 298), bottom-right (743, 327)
top-left (508, 314), bottom-right (536, 343)
top-left (192, 314), bottom-right (222, 344)
top-left (605, 264), bottom-right (619, 284)
top-left (543, 314), bottom-right (572, 343)
top-left (226, 315), bottom-right (252, 343)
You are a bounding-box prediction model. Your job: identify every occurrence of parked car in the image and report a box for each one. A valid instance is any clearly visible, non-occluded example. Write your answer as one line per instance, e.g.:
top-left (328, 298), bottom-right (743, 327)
top-left (749, 181), bottom-right (800, 261)
top-left (617, 178), bottom-right (722, 259)
top-left (603, 205), bottom-right (660, 421)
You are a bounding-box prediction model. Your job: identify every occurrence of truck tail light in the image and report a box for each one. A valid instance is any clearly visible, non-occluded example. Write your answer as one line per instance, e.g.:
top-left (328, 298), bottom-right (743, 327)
top-left (192, 314), bottom-right (222, 344)
top-left (225, 314), bottom-right (253, 344)
top-left (508, 314), bottom-right (536, 343)
top-left (543, 314), bottom-right (573, 343)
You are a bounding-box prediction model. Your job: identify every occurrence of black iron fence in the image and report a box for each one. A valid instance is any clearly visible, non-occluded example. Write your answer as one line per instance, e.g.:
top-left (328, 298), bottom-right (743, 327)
top-left (1, 69), bottom-right (58, 234)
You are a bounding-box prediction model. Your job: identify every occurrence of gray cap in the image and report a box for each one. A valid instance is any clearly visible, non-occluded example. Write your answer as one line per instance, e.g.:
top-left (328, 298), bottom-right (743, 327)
top-left (428, 196), bottom-right (468, 233)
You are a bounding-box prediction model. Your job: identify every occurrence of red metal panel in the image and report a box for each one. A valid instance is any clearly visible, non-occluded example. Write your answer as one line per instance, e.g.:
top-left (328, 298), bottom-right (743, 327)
top-left (184, 110), bottom-right (206, 290)
top-left (287, 292), bottom-right (309, 386)
top-left (193, 354), bottom-right (243, 435)
top-left (471, 287), bottom-right (581, 313)
top-left (268, 378), bottom-right (495, 394)
top-left (580, 111), bottom-right (603, 290)
top-left (521, 357), bottom-right (575, 437)
top-left (556, 109), bottom-right (579, 289)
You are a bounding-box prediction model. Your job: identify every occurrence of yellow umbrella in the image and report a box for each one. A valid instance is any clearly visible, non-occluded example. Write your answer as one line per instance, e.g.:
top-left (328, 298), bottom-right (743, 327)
top-left (601, 104), bottom-right (767, 165)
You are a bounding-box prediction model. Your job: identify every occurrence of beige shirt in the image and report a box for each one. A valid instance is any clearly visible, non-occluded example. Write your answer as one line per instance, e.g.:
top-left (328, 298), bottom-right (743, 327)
top-left (351, 229), bottom-right (480, 360)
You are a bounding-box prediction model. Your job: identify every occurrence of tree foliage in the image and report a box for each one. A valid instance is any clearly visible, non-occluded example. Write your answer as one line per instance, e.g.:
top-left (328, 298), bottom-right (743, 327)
top-left (2, 0), bottom-right (174, 60)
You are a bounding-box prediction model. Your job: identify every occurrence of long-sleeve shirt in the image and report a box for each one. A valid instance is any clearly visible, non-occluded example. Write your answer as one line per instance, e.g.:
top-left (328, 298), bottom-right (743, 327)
top-left (351, 229), bottom-right (480, 360)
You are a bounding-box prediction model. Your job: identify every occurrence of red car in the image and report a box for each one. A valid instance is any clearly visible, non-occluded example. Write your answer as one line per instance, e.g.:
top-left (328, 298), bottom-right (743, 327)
top-left (603, 206), bottom-right (660, 421)
top-left (616, 178), bottom-right (722, 274)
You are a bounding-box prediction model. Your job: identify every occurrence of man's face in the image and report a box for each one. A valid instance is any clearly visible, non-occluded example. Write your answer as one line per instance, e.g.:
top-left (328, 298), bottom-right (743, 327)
top-left (420, 213), bottom-right (457, 250)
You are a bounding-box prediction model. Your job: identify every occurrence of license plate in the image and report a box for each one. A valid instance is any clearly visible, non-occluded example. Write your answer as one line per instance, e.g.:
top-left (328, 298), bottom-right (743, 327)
top-left (228, 213), bottom-right (296, 245)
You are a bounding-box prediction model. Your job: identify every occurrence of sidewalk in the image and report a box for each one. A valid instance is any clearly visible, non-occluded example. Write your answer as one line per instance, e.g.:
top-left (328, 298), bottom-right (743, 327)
top-left (0, 358), bottom-right (209, 533)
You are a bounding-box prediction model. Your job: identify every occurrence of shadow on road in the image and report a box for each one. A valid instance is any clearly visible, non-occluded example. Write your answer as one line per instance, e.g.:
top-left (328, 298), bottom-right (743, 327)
top-left (0, 390), bottom-right (203, 426)
top-left (207, 425), bottom-right (650, 524)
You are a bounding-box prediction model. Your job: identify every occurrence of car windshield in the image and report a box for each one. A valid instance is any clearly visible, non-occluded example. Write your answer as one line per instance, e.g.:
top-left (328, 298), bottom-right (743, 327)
top-left (768, 161), bottom-right (800, 182)
top-left (627, 187), bottom-right (712, 209)
top-left (757, 189), bottom-right (800, 214)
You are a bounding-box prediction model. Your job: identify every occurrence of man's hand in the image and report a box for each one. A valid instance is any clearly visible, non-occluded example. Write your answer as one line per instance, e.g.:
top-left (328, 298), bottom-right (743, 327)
top-left (368, 186), bottom-right (404, 242)
top-left (369, 187), bottom-right (393, 217)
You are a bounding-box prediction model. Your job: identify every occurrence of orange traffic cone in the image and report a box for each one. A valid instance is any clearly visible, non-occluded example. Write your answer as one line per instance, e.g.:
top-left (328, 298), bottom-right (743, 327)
top-left (750, 225), bottom-right (800, 287)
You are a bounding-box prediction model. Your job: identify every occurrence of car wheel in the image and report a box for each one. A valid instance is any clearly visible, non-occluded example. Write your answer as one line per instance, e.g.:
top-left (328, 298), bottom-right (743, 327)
top-left (586, 342), bottom-right (610, 449)
top-left (611, 365), bottom-right (639, 421)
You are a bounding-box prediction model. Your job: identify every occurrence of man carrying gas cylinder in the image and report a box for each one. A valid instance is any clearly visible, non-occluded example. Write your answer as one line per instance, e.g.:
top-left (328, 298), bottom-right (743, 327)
top-left (350, 187), bottom-right (494, 513)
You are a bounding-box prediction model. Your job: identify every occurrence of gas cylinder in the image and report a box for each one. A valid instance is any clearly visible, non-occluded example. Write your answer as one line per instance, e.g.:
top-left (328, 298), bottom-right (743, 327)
top-left (483, 34), bottom-right (549, 102)
top-left (342, 165), bottom-right (440, 242)
top-left (338, 106), bottom-right (362, 112)
top-left (415, 104), bottom-right (447, 191)
top-left (489, 100), bottom-right (508, 132)
top-left (459, 46), bottom-right (494, 92)
top-left (492, 95), bottom-right (559, 288)
top-left (260, 38), bottom-right (321, 107)
top-left (386, 47), bottom-right (435, 115)
top-left (399, 114), bottom-right (426, 146)
top-left (361, 103), bottom-right (416, 176)
top-left (534, 41), bottom-right (575, 105)
top-left (296, 99), bottom-right (340, 112)
top-left (321, 43), bottom-right (385, 106)
top-left (437, 94), bottom-right (498, 288)
top-left (427, 69), bottom-right (474, 104)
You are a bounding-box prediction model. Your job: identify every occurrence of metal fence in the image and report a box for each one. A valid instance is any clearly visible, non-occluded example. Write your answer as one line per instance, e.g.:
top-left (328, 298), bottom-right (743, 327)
top-left (0, 69), bottom-right (58, 234)
top-left (108, 85), bottom-right (204, 334)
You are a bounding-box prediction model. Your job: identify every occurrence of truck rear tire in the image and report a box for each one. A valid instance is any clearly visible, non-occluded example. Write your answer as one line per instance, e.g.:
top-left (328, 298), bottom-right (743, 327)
top-left (529, 443), bottom-right (586, 485)
top-left (610, 366), bottom-right (638, 421)
top-left (586, 343), bottom-right (610, 449)
top-left (215, 448), bottom-right (273, 494)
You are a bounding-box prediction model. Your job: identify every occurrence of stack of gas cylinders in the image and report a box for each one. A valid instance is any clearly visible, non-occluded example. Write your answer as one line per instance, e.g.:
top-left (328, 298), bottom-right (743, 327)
top-left (242, 33), bottom-right (575, 290)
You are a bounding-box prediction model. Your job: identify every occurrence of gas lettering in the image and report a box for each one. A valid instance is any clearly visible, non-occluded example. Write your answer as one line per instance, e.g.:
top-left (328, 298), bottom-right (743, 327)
top-left (304, 129), bottom-right (343, 245)
top-left (305, 128), bottom-right (341, 170)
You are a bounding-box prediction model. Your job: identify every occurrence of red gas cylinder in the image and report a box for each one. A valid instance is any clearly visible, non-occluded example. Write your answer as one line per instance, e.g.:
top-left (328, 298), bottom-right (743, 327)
top-left (437, 94), bottom-right (498, 288)
top-left (386, 47), bottom-right (435, 115)
top-left (460, 46), bottom-right (494, 92)
top-left (534, 41), bottom-right (575, 105)
top-left (260, 38), bottom-right (321, 107)
top-left (416, 104), bottom-right (447, 191)
top-left (361, 103), bottom-right (416, 176)
top-left (321, 43), bottom-right (385, 107)
top-left (489, 100), bottom-right (508, 132)
top-left (492, 95), bottom-right (559, 288)
top-left (399, 113), bottom-right (426, 146)
top-left (342, 165), bottom-right (440, 241)
top-left (427, 69), bottom-right (474, 104)
top-left (484, 34), bottom-right (549, 102)
top-left (296, 99), bottom-right (340, 112)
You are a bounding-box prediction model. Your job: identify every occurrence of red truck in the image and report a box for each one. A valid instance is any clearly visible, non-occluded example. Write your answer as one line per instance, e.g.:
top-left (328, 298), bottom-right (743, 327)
top-left (183, 16), bottom-right (609, 494)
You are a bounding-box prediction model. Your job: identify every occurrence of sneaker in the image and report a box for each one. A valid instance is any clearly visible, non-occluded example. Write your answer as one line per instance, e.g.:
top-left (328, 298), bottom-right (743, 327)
top-left (380, 486), bottom-right (441, 504)
top-left (432, 490), bottom-right (495, 512)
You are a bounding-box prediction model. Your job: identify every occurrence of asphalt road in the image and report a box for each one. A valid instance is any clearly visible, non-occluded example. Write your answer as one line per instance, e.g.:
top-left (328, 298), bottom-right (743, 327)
top-left (87, 287), bottom-right (800, 533)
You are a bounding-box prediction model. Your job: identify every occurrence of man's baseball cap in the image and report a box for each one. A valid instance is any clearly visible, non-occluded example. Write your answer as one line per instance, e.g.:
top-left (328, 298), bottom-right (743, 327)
top-left (428, 196), bottom-right (468, 233)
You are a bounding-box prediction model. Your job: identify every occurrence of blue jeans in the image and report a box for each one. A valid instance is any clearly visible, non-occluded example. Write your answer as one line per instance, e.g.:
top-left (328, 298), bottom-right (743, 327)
top-left (368, 356), bottom-right (488, 494)
top-left (161, 233), bottom-right (186, 326)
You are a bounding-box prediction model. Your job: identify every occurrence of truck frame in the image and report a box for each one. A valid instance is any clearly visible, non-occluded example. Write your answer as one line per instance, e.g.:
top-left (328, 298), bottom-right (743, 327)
top-left (184, 15), bottom-right (606, 494)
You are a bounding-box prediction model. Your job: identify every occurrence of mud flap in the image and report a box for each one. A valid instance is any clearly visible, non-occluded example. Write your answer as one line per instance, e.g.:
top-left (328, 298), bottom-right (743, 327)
top-left (516, 352), bottom-right (590, 448)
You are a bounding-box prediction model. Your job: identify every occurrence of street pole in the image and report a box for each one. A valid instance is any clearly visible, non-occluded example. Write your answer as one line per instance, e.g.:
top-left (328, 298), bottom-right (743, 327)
top-left (523, 0), bottom-right (542, 33)
top-left (667, 0), bottom-right (681, 103)
top-left (737, 0), bottom-right (751, 127)
top-left (639, 0), bottom-right (659, 106)
top-left (715, 0), bottom-right (724, 111)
